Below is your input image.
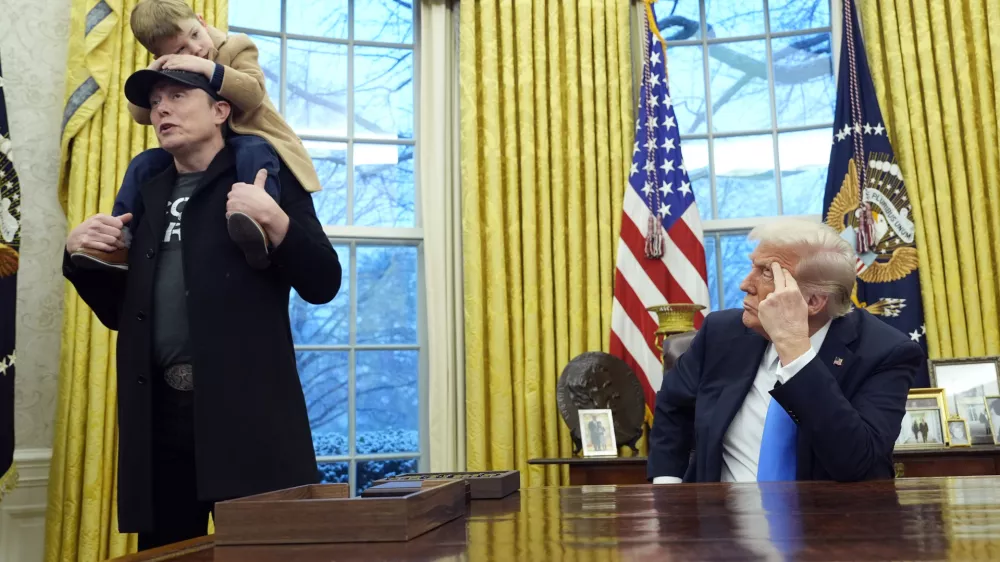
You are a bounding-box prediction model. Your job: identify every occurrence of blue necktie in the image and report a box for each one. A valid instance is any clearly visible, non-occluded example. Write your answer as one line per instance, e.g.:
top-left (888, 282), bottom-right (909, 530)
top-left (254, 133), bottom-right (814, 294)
top-left (757, 396), bottom-right (798, 482)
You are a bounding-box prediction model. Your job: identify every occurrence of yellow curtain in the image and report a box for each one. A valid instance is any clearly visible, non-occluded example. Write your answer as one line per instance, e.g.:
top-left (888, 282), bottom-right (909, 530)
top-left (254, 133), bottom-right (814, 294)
top-left (860, 0), bottom-right (1000, 359)
top-left (46, 1), bottom-right (226, 560)
top-left (460, 0), bottom-right (633, 487)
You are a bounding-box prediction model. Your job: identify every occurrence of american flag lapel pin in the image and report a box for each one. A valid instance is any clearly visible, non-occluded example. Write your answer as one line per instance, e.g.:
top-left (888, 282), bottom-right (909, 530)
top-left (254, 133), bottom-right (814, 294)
top-left (833, 357), bottom-right (843, 366)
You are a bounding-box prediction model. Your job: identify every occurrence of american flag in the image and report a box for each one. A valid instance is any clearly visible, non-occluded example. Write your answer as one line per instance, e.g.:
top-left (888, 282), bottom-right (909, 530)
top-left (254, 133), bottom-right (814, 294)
top-left (609, 9), bottom-right (709, 416)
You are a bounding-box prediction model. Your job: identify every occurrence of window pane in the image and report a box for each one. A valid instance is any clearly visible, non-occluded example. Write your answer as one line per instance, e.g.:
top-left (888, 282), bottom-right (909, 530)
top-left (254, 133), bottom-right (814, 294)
top-left (298, 351), bottom-right (349, 455)
top-left (356, 246), bottom-right (418, 344)
top-left (317, 461), bottom-right (349, 484)
top-left (652, 0), bottom-right (702, 42)
top-left (290, 245), bottom-right (349, 345)
top-left (705, 234), bottom-right (720, 311)
top-left (354, 47), bottom-right (414, 139)
top-left (709, 40), bottom-right (771, 133)
top-left (286, 40), bottom-right (349, 136)
top-left (778, 128), bottom-right (830, 216)
top-left (287, 0), bottom-right (349, 39)
top-left (353, 144), bottom-right (415, 227)
top-left (354, 0), bottom-right (414, 44)
top-left (308, 142), bottom-right (348, 226)
top-left (681, 138), bottom-right (712, 221)
top-left (768, 0), bottom-right (830, 33)
top-left (772, 33), bottom-right (834, 128)
top-left (713, 134), bottom-right (777, 218)
top-left (229, 0), bottom-right (280, 32)
top-left (720, 233), bottom-right (756, 310)
top-left (356, 458), bottom-right (418, 495)
top-left (249, 34), bottom-right (282, 106)
top-left (666, 45), bottom-right (707, 135)
top-left (356, 350), bottom-right (419, 453)
top-left (705, 0), bottom-right (765, 39)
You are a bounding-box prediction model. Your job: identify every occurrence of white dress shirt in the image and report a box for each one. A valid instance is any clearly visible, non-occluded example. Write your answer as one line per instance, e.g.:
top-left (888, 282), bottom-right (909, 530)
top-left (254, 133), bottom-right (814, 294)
top-left (654, 321), bottom-right (832, 484)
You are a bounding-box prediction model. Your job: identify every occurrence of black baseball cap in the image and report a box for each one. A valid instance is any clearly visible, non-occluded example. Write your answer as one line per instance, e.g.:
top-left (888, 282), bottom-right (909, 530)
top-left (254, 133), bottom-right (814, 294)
top-left (124, 69), bottom-right (225, 109)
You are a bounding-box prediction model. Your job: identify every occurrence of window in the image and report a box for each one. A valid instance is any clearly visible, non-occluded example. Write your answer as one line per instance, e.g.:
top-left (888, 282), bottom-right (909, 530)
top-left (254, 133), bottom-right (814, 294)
top-left (230, 0), bottom-right (422, 495)
top-left (652, 0), bottom-right (835, 309)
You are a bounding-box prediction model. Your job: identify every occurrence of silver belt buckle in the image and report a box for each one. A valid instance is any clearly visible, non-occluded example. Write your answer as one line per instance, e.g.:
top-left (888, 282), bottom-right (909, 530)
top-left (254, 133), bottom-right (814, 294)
top-left (164, 364), bottom-right (194, 391)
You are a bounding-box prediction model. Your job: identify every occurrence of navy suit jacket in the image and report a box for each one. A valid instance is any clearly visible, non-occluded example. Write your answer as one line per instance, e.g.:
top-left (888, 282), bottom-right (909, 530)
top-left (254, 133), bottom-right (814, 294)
top-left (647, 308), bottom-right (924, 483)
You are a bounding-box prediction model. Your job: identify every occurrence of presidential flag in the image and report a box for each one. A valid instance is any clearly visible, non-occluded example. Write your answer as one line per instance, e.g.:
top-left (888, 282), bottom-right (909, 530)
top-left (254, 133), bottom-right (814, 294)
top-left (610, 2), bottom-right (709, 415)
top-left (824, 0), bottom-right (928, 386)
top-left (0, 53), bottom-right (20, 502)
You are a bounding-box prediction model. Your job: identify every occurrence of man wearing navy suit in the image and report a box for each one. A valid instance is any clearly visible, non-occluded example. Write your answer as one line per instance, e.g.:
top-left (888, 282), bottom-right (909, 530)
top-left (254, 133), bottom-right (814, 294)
top-left (648, 219), bottom-right (924, 483)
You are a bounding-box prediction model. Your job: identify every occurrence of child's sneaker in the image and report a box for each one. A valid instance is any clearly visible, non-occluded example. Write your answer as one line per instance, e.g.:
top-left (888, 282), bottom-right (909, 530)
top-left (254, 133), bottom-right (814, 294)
top-left (227, 211), bottom-right (270, 269)
top-left (70, 248), bottom-right (129, 272)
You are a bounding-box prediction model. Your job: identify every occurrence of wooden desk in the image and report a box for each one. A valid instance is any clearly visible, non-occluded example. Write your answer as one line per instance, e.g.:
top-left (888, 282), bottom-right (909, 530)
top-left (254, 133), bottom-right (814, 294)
top-left (111, 476), bottom-right (1000, 561)
top-left (531, 445), bottom-right (1000, 485)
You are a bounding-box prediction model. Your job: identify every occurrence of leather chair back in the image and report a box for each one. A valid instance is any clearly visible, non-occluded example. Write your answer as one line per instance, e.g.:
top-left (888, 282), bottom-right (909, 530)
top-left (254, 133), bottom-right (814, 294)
top-left (662, 331), bottom-right (697, 371)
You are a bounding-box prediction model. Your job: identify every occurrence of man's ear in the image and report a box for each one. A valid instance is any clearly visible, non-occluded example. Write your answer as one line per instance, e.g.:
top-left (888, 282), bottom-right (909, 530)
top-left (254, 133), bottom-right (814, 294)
top-left (213, 100), bottom-right (232, 124)
top-left (805, 293), bottom-right (829, 316)
top-left (197, 14), bottom-right (208, 27)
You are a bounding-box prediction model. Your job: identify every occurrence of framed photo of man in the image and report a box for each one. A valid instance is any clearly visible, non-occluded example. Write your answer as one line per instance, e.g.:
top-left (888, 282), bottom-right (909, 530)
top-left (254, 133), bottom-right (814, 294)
top-left (930, 356), bottom-right (1000, 445)
top-left (578, 409), bottom-right (617, 457)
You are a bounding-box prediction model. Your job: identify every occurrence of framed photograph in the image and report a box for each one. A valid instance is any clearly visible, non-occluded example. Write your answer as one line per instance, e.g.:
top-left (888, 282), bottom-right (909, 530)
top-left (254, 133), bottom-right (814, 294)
top-left (895, 407), bottom-right (946, 450)
top-left (905, 396), bottom-right (941, 409)
top-left (985, 396), bottom-right (1000, 445)
top-left (947, 418), bottom-right (971, 447)
top-left (930, 356), bottom-right (1000, 444)
top-left (578, 409), bottom-right (617, 457)
top-left (905, 388), bottom-right (948, 412)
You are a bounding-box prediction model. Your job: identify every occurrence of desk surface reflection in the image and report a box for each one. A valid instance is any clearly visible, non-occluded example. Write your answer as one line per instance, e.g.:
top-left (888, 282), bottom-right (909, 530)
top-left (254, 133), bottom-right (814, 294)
top-left (113, 476), bottom-right (1000, 561)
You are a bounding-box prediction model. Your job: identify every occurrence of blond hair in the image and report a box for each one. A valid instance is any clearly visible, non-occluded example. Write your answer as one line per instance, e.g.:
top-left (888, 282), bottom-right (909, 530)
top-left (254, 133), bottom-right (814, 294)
top-left (130, 0), bottom-right (197, 54)
top-left (748, 219), bottom-right (857, 318)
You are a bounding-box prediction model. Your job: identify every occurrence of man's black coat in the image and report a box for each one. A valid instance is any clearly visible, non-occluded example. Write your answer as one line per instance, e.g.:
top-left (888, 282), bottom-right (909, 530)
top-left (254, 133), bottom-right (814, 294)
top-left (63, 146), bottom-right (342, 532)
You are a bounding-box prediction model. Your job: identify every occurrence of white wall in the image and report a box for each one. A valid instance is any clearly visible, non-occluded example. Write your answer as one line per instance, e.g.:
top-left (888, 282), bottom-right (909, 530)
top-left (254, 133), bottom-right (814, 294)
top-left (3, 0), bottom-right (71, 454)
top-left (1, 450), bottom-right (50, 562)
top-left (1, 0), bottom-right (72, 559)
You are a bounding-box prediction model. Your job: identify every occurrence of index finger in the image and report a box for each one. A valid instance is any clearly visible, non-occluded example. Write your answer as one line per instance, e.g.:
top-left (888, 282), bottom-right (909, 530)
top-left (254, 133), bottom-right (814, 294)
top-left (781, 268), bottom-right (799, 290)
top-left (770, 262), bottom-right (786, 290)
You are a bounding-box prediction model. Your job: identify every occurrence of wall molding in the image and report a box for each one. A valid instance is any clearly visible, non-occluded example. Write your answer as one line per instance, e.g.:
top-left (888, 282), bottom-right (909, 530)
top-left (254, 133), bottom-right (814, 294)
top-left (1, 448), bottom-right (52, 562)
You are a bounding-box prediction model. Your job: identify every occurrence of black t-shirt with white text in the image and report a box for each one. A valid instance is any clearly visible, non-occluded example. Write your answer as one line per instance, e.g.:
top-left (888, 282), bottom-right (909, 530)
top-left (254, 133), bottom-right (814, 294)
top-left (152, 171), bottom-right (202, 370)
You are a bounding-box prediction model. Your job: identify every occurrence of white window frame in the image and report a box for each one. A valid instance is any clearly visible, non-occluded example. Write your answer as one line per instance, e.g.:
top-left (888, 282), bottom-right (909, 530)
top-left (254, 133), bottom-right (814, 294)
top-left (231, 0), bottom-right (427, 495)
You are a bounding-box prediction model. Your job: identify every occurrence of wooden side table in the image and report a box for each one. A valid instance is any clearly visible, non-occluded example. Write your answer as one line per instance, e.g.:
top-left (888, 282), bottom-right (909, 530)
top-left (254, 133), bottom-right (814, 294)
top-left (531, 445), bottom-right (1000, 485)
top-left (529, 457), bottom-right (647, 485)
top-left (894, 445), bottom-right (1000, 477)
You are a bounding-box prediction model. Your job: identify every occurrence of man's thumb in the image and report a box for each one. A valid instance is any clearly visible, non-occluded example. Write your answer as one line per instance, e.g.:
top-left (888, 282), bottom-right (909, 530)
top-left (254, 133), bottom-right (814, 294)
top-left (254, 169), bottom-right (268, 188)
top-left (116, 213), bottom-right (134, 225)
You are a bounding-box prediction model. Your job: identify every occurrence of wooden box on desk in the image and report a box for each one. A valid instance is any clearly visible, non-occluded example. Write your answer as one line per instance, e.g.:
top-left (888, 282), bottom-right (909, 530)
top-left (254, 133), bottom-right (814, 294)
top-left (214, 480), bottom-right (467, 545)
top-left (374, 470), bottom-right (520, 499)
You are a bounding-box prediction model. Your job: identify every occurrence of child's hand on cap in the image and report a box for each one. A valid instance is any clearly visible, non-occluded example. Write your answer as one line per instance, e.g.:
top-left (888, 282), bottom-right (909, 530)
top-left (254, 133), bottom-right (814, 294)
top-left (148, 56), bottom-right (168, 71)
top-left (158, 54), bottom-right (215, 79)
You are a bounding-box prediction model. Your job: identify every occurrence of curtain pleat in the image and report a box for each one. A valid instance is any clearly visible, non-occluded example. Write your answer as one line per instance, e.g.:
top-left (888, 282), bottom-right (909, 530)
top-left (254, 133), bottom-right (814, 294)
top-left (460, 0), bottom-right (633, 487)
top-left (861, 0), bottom-right (1000, 359)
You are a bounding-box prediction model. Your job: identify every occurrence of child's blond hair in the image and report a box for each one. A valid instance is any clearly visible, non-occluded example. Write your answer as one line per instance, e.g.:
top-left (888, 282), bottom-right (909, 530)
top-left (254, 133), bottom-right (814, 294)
top-left (130, 0), bottom-right (198, 54)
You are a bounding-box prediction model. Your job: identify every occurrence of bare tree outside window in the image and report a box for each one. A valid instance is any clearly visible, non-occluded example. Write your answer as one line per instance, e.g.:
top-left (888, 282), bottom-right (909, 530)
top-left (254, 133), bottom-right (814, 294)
top-left (231, 0), bottom-right (421, 495)
top-left (651, 0), bottom-right (834, 310)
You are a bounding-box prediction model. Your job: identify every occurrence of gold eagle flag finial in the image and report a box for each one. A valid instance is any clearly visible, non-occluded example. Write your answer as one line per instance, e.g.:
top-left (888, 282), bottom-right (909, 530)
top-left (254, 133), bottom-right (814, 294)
top-left (826, 157), bottom-right (919, 317)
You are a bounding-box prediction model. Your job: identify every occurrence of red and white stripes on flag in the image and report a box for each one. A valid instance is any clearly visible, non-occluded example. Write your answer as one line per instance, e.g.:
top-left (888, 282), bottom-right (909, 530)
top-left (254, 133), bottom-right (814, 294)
top-left (610, 4), bottom-right (709, 417)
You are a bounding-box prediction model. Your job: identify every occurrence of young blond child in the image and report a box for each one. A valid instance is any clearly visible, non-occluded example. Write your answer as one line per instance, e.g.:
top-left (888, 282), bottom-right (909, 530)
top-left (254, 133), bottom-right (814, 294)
top-left (71, 0), bottom-right (321, 272)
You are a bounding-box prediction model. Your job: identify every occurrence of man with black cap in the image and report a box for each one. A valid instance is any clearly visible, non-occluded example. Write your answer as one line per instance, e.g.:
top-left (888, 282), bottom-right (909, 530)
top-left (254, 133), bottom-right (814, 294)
top-left (63, 68), bottom-right (341, 549)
